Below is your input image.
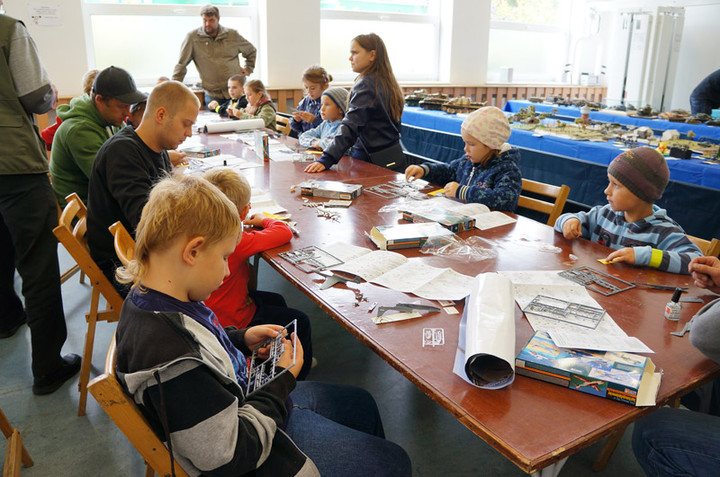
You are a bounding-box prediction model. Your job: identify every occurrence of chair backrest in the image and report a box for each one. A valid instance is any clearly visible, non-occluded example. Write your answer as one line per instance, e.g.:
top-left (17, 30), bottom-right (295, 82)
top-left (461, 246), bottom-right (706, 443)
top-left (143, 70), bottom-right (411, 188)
top-left (53, 194), bottom-right (124, 312)
top-left (517, 178), bottom-right (571, 227)
top-left (688, 235), bottom-right (720, 258)
top-left (108, 221), bottom-right (135, 267)
top-left (88, 339), bottom-right (190, 477)
top-left (275, 114), bottom-right (291, 136)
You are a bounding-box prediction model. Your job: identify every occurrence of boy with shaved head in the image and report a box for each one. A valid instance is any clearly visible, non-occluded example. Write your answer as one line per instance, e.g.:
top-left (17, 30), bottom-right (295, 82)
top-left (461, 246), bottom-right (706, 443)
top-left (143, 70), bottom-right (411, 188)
top-left (87, 80), bottom-right (200, 294)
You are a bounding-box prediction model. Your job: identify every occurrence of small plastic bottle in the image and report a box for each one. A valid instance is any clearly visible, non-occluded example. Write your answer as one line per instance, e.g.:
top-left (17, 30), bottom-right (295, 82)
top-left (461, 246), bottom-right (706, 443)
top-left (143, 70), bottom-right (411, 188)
top-left (664, 288), bottom-right (683, 321)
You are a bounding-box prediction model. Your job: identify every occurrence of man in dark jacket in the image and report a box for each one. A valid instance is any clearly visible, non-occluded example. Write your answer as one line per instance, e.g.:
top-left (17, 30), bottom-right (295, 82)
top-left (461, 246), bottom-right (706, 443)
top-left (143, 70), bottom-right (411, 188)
top-left (690, 69), bottom-right (720, 115)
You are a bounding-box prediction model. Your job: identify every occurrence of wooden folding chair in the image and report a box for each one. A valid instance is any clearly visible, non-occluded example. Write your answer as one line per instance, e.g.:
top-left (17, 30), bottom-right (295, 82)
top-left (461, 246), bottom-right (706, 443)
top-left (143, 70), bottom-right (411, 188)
top-left (688, 235), bottom-right (720, 257)
top-left (1, 408), bottom-right (33, 476)
top-left (57, 198), bottom-right (85, 285)
top-left (88, 339), bottom-right (190, 477)
top-left (275, 114), bottom-right (291, 136)
top-left (52, 194), bottom-right (123, 416)
top-left (517, 178), bottom-right (571, 226)
top-left (109, 221), bottom-right (135, 267)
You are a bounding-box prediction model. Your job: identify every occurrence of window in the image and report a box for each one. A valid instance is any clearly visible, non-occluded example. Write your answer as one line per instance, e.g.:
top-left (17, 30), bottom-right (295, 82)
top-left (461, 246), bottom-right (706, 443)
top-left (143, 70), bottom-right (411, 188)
top-left (82, 1), bottom-right (256, 87)
top-left (320, 1), bottom-right (441, 82)
top-left (487, 0), bottom-right (574, 84)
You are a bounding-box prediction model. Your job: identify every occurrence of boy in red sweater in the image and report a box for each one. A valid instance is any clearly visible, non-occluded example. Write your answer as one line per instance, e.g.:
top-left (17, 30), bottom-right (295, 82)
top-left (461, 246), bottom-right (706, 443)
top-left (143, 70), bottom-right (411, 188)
top-left (203, 168), bottom-right (313, 379)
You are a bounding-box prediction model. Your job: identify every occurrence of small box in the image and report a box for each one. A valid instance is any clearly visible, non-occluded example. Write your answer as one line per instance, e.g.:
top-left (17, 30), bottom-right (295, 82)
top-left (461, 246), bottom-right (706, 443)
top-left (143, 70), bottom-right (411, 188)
top-left (515, 331), bottom-right (661, 406)
top-left (369, 222), bottom-right (453, 250)
top-left (181, 146), bottom-right (220, 158)
top-left (299, 180), bottom-right (362, 200)
top-left (668, 146), bottom-right (692, 159)
top-left (254, 130), bottom-right (269, 162)
top-left (401, 208), bottom-right (475, 233)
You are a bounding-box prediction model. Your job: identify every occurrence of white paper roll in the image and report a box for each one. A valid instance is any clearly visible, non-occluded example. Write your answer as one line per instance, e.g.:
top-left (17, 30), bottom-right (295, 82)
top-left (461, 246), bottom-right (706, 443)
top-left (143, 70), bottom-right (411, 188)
top-left (203, 118), bottom-right (265, 134)
top-left (453, 273), bottom-right (516, 389)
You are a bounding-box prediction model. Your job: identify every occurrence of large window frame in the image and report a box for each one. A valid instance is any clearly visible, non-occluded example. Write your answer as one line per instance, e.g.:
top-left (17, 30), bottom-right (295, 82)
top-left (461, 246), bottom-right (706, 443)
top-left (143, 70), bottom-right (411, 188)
top-left (81, 1), bottom-right (258, 87)
top-left (320, 2), bottom-right (442, 82)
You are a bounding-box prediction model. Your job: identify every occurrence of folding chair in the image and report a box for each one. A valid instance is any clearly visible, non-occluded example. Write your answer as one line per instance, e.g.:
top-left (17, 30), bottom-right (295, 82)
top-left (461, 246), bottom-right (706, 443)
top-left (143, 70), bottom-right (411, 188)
top-left (52, 193), bottom-right (123, 416)
top-left (108, 221), bottom-right (135, 267)
top-left (275, 114), bottom-right (291, 136)
top-left (88, 339), bottom-right (190, 477)
top-left (687, 235), bottom-right (720, 257)
top-left (1, 408), bottom-right (33, 476)
top-left (57, 199), bottom-right (85, 285)
top-left (517, 178), bottom-right (570, 226)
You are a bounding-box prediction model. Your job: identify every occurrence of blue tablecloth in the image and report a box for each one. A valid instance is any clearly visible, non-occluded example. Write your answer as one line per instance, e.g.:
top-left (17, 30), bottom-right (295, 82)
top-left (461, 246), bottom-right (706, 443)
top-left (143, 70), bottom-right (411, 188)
top-left (503, 100), bottom-right (720, 143)
top-left (401, 106), bottom-right (720, 239)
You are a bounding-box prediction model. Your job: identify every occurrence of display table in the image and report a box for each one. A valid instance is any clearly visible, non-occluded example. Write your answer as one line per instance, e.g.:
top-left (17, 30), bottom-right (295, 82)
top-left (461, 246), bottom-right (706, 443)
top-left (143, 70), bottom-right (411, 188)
top-left (503, 100), bottom-right (720, 143)
top-left (401, 106), bottom-right (720, 239)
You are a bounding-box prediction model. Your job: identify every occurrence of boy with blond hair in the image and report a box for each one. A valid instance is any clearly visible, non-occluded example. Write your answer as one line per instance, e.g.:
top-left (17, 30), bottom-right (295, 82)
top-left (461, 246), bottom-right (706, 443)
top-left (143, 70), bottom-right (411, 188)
top-left (555, 146), bottom-right (702, 273)
top-left (115, 174), bottom-right (411, 477)
top-left (203, 168), bottom-right (313, 379)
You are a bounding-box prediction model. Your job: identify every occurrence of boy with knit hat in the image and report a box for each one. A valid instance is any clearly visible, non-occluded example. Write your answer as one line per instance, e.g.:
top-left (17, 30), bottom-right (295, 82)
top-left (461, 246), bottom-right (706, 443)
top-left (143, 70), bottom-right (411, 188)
top-left (405, 106), bottom-right (522, 211)
top-left (298, 86), bottom-right (349, 150)
top-left (555, 146), bottom-right (702, 274)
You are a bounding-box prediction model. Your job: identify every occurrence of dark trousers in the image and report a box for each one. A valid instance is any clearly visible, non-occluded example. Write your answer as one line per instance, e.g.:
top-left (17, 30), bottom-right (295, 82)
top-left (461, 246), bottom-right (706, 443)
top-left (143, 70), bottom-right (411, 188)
top-left (248, 290), bottom-right (313, 380)
top-left (0, 174), bottom-right (67, 378)
top-left (98, 257), bottom-right (130, 299)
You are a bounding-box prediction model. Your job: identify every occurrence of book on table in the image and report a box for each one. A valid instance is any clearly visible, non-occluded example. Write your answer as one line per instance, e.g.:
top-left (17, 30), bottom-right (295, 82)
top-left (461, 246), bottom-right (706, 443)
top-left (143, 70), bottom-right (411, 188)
top-left (515, 331), bottom-right (661, 406)
top-left (369, 222), bottom-right (454, 250)
top-left (401, 207), bottom-right (476, 233)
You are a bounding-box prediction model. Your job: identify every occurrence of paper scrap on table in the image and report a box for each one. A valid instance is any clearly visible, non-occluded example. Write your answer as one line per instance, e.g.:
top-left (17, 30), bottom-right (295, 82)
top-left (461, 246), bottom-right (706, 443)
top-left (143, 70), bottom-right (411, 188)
top-left (547, 330), bottom-right (654, 354)
top-left (453, 273), bottom-right (515, 389)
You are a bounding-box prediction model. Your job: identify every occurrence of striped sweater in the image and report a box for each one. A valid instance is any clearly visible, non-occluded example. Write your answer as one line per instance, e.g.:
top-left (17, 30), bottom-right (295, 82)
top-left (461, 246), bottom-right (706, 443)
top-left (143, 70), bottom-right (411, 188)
top-left (554, 204), bottom-right (702, 274)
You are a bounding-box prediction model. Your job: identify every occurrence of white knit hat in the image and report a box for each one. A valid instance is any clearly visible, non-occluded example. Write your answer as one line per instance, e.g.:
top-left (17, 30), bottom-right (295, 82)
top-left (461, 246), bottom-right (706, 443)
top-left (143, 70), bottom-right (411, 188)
top-left (461, 106), bottom-right (511, 150)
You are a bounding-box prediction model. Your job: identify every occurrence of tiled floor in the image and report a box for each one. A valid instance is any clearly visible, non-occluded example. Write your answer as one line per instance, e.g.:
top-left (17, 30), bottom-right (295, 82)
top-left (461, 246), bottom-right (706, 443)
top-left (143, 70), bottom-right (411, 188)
top-left (0, 247), bottom-right (645, 476)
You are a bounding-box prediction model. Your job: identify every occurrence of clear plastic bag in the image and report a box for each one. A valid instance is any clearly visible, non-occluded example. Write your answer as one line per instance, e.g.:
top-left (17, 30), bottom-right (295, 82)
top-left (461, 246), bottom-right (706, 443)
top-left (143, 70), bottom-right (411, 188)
top-left (420, 234), bottom-right (497, 261)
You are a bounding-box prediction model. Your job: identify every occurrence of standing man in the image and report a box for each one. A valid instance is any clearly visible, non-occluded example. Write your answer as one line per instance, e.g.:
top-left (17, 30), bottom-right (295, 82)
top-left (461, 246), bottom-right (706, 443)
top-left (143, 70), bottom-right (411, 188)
top-left (0, 7), bottom-right (81, 394)
top-left (172, 4), bottom-right (256, 108)
top-left (49, 65), bottom-right (147, 206)
top-left (690, 68), bottom-right (720, 116)
top-left (87, 80), bottom-right (200, 295)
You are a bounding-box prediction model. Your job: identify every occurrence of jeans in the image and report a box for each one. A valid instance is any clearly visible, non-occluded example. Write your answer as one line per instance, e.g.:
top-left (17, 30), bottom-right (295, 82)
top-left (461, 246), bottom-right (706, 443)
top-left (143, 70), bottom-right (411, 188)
top-left (249, 290), bottom-right (312, 380)
top-left (286, 381), bottom-right (412, 477)
top-left (0, 174), bottom-right (67, 378)
top-left (632, 407), bottom-right (720, 476)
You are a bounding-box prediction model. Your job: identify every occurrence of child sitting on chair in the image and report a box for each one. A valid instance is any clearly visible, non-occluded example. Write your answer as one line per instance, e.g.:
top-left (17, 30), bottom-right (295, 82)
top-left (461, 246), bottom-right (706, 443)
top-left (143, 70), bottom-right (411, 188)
top-left (203, 168), bottom-right (313, 380)
top-left (234, 79), bottom-right (276, 129)
top-left (298, 87), bottom-right (348, 151)
top-left (114, 174), bottom-right (411, 477)
top-left (404, 106), bottom-right (522, 211)
top-left (290, 65), bottom-right (332, 135)
top-left (207, 75), bottom-right (248, 118)
top-left (554, 146), bottom-right (702, 274)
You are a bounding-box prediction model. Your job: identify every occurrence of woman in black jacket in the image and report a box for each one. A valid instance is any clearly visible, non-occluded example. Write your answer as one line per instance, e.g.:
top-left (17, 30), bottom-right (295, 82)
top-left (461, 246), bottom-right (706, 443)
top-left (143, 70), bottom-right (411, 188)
top-left (305, 33), bottom-right (405, 172)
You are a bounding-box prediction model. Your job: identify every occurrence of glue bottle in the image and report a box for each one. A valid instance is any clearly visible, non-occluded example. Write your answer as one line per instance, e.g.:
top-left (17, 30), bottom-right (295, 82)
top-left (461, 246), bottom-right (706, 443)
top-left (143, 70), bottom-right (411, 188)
top-left (664, 288), bottom-right (683, 321)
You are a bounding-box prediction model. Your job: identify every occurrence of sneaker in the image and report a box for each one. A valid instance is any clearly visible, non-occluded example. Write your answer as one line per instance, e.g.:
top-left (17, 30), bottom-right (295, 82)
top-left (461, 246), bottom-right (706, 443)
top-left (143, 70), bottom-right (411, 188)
top-left (0, 311), bottom-right (27, 339)
top-left (32, 354), bottom-right (82, 395)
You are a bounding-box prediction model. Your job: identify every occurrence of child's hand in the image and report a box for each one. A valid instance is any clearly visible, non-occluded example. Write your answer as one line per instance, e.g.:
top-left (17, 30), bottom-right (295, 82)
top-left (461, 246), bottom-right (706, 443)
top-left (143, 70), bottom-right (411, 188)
top-left (244, 325), bottom-right (284, 351)
top-left (243, 214), bottom-right (265, 227)
top-left (278, 333), bottom-right (304, 378)
top-left (297, 111), bottom-right (316, 123)
top-left (405, 165), bottom-right (424, 181)
top-left (208, 100), bottom-right (219, 110)
top-left (311, 139), bottom-right (321, 149)
top-left (689, 256), bottom-right (720, 294)
top-left (292, 111), bottom-right (302, 121)
top-left (606, 247), bottom-right (635, 265)
top-left (562, 218), bottom-right (582, 239)
top-left (228, 107), bottom-right (241, 118)
top-left (304, 161), bottom-right (327, 173)
top-left (443, 181), bottom-right (460, 198)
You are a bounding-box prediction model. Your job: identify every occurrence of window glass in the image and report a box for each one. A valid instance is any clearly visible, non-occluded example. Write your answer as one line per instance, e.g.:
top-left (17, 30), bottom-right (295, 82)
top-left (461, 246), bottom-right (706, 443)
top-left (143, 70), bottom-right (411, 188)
top-left (320, 0), bottom-right (430, 14)
top-left (491, 0), bottom-right (566, 25)
top-left (89, 14), bottom-right (252, 86)
top-left (85, 0), bottom-right (248, 5)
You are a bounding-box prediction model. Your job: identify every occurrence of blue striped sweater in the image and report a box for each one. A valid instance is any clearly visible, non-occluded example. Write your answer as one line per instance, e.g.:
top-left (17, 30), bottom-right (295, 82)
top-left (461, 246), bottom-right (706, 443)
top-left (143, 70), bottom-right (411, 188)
top-left (555, 204), bottom-right (702, 274)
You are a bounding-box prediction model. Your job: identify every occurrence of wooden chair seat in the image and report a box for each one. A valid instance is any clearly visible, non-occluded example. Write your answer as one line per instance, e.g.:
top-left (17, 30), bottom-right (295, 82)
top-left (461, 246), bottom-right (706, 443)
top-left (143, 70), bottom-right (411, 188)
top-left (88, 339), bottom-right (190, 477)
top-left (517, 178), bottom-right (570, 226)
top-left (275, 114), bottom-right (291, 136)
top-left (688, 235), bottom-right (720, 257)
top-left (52, 193), bottom-right (123, 416)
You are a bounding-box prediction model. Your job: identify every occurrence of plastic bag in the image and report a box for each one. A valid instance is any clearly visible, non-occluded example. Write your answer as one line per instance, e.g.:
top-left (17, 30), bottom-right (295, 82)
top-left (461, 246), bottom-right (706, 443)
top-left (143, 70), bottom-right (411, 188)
top-left (420, 234), bottom-right (497, 261)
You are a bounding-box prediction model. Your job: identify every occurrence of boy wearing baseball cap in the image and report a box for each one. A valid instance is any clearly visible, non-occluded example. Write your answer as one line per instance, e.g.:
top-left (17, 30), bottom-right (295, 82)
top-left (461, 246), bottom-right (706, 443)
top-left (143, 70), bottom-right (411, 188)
top-left (555, 146), bottom-right (702, 274)
top-left (405, 106), bottom-right (522, 211)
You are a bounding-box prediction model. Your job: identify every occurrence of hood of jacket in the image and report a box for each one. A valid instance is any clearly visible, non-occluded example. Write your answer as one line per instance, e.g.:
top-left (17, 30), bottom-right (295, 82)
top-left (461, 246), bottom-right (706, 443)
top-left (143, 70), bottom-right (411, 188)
top-left (57, 94), bottom-right (108, 127)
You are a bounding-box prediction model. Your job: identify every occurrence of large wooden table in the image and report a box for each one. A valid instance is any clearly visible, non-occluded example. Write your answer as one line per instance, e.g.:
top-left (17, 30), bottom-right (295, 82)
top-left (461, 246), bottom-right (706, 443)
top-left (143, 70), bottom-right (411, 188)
top-left (198, 132), bottom-right (720, 474)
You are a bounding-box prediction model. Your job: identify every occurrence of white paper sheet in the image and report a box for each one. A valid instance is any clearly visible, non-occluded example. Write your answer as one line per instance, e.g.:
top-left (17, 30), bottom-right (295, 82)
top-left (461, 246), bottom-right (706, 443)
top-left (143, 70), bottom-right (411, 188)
top-left (203, 118), bottom-right (264, 133)
top-left (547, 330), bottom-right (654, 353)
top-left (249, 188), bottom-right (287, 216)
top-left (453, 273), bottom-right (516, 389)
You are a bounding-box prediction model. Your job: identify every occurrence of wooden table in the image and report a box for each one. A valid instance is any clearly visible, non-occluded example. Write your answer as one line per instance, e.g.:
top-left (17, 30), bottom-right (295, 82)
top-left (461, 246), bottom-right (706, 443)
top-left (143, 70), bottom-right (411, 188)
top-left (198, 132), bottom-right (720, 474)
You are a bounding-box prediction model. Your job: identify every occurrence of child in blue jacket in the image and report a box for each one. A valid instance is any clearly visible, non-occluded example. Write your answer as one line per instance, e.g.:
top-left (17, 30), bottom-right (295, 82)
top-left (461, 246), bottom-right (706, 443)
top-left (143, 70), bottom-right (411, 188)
top-left (405, 106), bottom-right (522, 211)
top-left (554, 146), bottom-right (702, 274)
top-left (298, 87), bottom-right (348, 150)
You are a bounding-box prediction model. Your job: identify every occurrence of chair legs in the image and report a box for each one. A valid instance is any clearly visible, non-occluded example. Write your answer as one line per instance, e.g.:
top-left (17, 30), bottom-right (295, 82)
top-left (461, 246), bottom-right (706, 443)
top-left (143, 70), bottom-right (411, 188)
top-left (592, 426), bottom-right (627, 471)
top-left (78, 287), bottom-right (101, 416)
top-left (1, 408), bottom-right (34, 475)
top-left (145, 463), bottom-right (155, 477)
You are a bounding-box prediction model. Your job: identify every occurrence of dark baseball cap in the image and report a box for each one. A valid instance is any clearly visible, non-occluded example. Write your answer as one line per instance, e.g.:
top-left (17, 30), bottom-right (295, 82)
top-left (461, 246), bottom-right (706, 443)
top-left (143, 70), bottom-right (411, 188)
top-left (92, 66), bottom-right (147, 104)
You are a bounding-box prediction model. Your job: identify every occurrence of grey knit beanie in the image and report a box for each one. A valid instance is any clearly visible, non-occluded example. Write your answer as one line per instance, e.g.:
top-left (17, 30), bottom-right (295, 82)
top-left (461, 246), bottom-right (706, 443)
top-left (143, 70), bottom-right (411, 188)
top-left (322, 87), bottom-right (349, 116)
